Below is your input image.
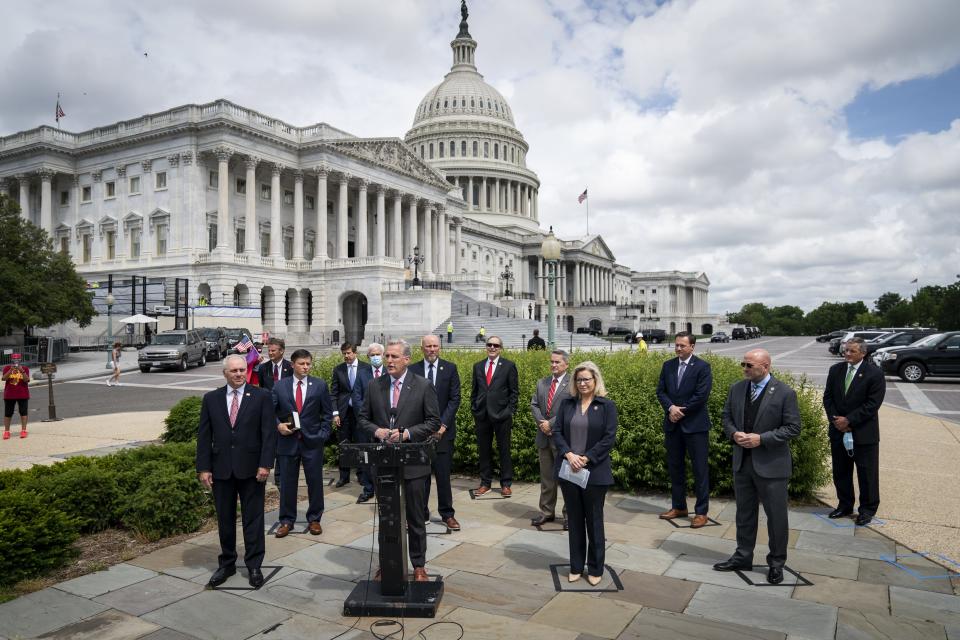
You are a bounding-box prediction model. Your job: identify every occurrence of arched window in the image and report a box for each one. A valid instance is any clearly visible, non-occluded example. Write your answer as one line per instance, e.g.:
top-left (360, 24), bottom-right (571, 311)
top-left (472, 141), bottom-right (478, 156)
top-left (439, 142), bottom-right (444, 158)
top-left (443, 99), bottom-right (448, 108)
top-left (449, 141), bottom-right (455, 156)
top-left (495, 102), bottom-right (500, 112)
top-left (461, 141), bottom-right (467, 156)
top-left (494, 143), bottom-right (499, 159)
top-left (483, 142), bottom-right (489, 157)
top-left (511, 147), bottom-right (515, 162)
top-left (487, 100), bottom-right (492, 109)
top-left (420, 145), bottom-right (424, 159)
top-left (429, 143), bottom-right (434, 159)
top-left (470, 98), bottom-right (475, 107)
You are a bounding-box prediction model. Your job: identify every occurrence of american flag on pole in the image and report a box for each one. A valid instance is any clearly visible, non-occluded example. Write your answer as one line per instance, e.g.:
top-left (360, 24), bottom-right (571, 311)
top-left (235, 335), bottom-right (253, 352)
top-left (577, 188), bottom-right (588, 204)
top-left (55, 95), bottom-right (65, 124)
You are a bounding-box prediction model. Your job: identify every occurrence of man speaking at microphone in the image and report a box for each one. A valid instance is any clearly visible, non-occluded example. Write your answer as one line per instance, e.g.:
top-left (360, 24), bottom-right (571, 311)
top-left (358, 339), bottom-right (440, 582)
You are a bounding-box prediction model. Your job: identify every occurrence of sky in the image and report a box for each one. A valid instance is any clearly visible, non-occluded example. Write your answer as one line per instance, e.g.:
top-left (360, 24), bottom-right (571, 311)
top-left (2, 0), bottom-right (958, 314)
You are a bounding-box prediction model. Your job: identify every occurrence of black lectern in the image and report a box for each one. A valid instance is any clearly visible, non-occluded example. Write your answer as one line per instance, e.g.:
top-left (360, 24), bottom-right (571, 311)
top-left (339, 442), bottom-right (444, 617)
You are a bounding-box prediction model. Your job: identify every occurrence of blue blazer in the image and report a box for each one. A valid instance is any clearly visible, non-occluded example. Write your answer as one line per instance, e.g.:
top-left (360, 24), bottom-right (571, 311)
top-left (655, 355), bottom-right (713, 434)
top-left (272, 375), bottom-right (333, 455)
top-left (409, 358), bottom-right (462, 452)
top-left (552, 396), bottom-right (618, 486)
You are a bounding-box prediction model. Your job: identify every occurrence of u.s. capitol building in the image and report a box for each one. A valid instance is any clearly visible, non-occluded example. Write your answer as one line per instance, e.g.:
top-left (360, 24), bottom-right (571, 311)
top-left (0, 6), bottom-right (720, 344)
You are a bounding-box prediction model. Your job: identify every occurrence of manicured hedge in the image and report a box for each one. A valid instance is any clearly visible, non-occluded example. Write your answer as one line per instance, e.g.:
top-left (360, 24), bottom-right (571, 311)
top-left (311, 346), bottom-right (830, 499)
top-left (162, 396), bottom-right (203, 443)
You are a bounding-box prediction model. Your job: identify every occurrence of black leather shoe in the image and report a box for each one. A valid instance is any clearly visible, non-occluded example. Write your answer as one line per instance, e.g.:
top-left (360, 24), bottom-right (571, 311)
top-left (335, 479), bottom-right (350, 488)
top-left (563, 518), bottom-right (568, 531)
top-left (713, 559), bottom-right (752, 572)
top-left (531, 515), bottom-right (555, 526)
top-left (767, 566), bottom-right (784, 584)
top-left (828, 508), bottom-right (853, 519)
top-left (357, 493), bottom-right (373, 503)
top-left (248, 568), bottom-right (264, 588)
top-left (207, 566), bottom-right (236, 587)
top-left (855, 514), bottom-right (873, 526)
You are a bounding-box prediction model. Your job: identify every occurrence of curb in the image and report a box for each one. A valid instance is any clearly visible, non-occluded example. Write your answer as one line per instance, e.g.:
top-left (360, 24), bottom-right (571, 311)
top-left (26, 365), bottom-right (142, 387)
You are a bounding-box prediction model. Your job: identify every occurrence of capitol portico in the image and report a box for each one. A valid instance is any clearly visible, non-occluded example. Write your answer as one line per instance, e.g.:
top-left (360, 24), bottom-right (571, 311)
top-left (0, 3), bottom-right (722, 344)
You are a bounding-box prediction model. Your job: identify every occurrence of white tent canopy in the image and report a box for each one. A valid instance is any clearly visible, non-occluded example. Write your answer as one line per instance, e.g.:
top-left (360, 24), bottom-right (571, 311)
top-left (118, 314), bottom-right (158, 324)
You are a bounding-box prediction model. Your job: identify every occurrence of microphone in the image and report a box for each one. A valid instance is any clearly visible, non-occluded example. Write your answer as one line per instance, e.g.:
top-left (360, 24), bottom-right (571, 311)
top-left (389, 408), bottom-right (397, 431)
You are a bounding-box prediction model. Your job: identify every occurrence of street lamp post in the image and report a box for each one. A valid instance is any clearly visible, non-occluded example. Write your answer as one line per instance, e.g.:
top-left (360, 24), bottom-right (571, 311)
top-left (540, 227), bottom-right (562, 348)
top-left (407, 245), bottom-right (424, 287)
top-left (499, 265), bottom-right (513, 298)
top-left (104, 292), bottom-right (116, 369)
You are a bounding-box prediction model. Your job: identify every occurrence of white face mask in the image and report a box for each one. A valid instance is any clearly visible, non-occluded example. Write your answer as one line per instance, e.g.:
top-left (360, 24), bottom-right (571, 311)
top-left (370, 355), bottom-right (383, 367)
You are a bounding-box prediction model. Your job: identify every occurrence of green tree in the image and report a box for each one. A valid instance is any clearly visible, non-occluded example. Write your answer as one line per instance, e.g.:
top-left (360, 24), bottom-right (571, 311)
top-left (911, 285), bottom-right (945, 327)
top-left (873, 291), bottom-right (903, 316)
top-left (0, 194), bottom-right (94, 333)
top-left (936, 281), bottom-right (960, 331)
top-left (802, 301), bottom-right (868, 335)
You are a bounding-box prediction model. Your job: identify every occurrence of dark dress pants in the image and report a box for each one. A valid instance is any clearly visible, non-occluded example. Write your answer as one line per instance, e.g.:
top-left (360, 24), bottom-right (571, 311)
top-left (830, 439), bottom-right (880, 517)
top-left (212, 474), bottom-right (266, 570)
top-left (338, 411), bottom-right (372, 492)
top-left (731, 455), bottom-right (789, 569)
top-left (424, 449), bottom-right (454, 519)
top-left (665, 427), bottom-right (710, 514)
top-left (277, 444), bottom-right (325, 525)
top-left (475, 415), bottom-right (513, 487)
top-left (559, 480), bottom-right (607, 576)
top-left (403, 475), bottom-right (429, 567)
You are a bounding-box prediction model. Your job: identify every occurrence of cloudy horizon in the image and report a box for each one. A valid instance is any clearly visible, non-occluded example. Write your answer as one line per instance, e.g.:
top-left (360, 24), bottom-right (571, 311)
top-left (2, 0), bottom-right (958, 314)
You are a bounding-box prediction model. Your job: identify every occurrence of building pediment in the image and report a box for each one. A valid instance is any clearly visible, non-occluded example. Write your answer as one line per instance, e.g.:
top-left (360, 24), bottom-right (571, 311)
top-left (579, 235), bottom-right (615, 262)
top-left (323, 138), bottom-right (451, 191)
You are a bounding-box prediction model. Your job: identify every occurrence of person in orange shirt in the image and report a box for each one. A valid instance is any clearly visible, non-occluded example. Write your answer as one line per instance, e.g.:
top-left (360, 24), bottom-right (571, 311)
top-left (2, 353), bottom-right (30, 439)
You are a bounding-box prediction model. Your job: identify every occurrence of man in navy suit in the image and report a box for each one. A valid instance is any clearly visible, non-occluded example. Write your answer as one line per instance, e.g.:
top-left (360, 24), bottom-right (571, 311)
top-left (272, 349), bottom-right (333, 537)
top-left (196, 354), bottom-right (277, 588)
top-left (823, 337), bottom-right (886, 526)
top-left (470, 335), bottom-right (519, 496)
top-left (656, 331), bottom-right (714, 528)
top-left (256, 337), bottom-right (293, 391)
top-left (330, 343), bottom-right (372, 490)
top-left (349, 343), bottom-right (385, 502)
top-left (410, 334), bottom-right (462, 530)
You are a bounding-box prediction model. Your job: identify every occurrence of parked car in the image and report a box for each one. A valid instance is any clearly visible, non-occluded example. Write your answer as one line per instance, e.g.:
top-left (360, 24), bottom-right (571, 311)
top-left (607, 326), bottom-right (633, 337)
top-left (197, 326), bottom-right (229, 360)
top-left (881, 331), bottom-right (960, 383)
top-left (872, 333), bottom-right (942, 367)
top-left (829, 330), bottom-right (890, 355)
top-left (865, 329), bottom-right (940, 356)
top-left (731, 328), bottom-right (747, 340)
top-left (710, 331), bottom-right (730, 343)
top-left (224, 327), bottom-right (256, 350)
top-left (138, 329), bottom-right (207, 372)
top-left (626, 328), bottom-right (667, 344)
top-left (816, 330), bottom-right (846, 343)
top-left (576, 327), bottom-right (602, 337)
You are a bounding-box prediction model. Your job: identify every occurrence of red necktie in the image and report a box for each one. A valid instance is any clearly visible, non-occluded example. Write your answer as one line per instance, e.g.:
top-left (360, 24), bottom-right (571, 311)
top-left (274, 364), bottom-right (280, 381)
top-left (547, 377), bottom-right (557, 413)
top-left (374, 368), bottom-right (380, 378)
top-left (486, 359), bottom-right (494, 386)
top-left (295, 380), bottom-right (303, 413)
top-left (229, 390), bottom-right (239, 428)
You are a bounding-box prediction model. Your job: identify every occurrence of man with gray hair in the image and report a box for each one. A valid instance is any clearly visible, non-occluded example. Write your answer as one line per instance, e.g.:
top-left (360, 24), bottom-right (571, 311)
top-left (530, 349), bottom-right (571, 527)
top-left (349, 342), bottom-right (386, 502)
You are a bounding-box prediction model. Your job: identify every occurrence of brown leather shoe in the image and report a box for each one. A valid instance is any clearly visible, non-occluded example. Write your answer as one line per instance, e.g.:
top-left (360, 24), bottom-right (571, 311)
top-left (444, 516), bottom-right (461, 531)
top-left (659, 508), bottom-right (688, 520)
top-left (474, 485), bottom-right (491, 496)
top-left (691, 515), bottom-right (709, 529)
top-left (500, 486), bottom-right (512, 497)
top-left (413, 567), bottom-right (429, 582)
top-left (373, 568), bottom-right (381, 581)
top-left (274, 523), bottom-right (293, 538)
top-left (308, 521), bottom-right (323, 535)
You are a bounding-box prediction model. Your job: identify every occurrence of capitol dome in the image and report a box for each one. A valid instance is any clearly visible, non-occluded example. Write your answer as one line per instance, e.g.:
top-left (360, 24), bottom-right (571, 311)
top-left (405, 2), bottom-right (541, 234)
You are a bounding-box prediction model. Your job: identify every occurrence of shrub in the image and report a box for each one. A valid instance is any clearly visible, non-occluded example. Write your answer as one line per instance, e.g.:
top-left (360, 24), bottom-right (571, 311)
top-left (119, 470), bottom-right (212, 541)
top-left (36, 466), bottom-right (119, 533)
top-left (0, 488), bottom-right (78, 586)
top-left (162, 396), bottom-right (203, 442)
top-left (311, 346), bottom-right (830, 499)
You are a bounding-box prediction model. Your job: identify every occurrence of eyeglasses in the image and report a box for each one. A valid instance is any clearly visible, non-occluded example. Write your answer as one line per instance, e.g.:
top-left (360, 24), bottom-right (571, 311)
top-left (739, 362), bottom-right (754, 369)
top-left (485, 343), bottom-right (501, 348)
top-left (575, 377), bottom-right (594, 384)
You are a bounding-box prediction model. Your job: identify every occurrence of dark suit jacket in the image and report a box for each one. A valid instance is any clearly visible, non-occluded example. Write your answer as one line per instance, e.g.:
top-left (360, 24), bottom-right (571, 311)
top-left (823, 360), bottom-right (885, 446)
top-left (331, 361), bottom-right (372, 417)
top-left (196, 385), bottom-right (277, 480)
top-left (552, 396), bottom-right (618, 486)
top-left (409, 358), bottom-right (462, 453)
top-left (530, 372), bottom-right (573, 448)
top-left (272, 375), bottom-right (333, 455)
top-left (256, 358), bottom-right (294, 391)
top-left (470, 357), bottom-right (519, 422)
top-left (357, 371), bottom-right (440, 479)
top-left (721, 376), bottom-right (801, 479)
top-left (656, 355), bottom-right (713, 434)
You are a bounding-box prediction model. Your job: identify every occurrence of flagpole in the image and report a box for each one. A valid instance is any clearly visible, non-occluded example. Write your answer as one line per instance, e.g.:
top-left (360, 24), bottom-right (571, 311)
top-left (586, 186), bottom-right (589, 235)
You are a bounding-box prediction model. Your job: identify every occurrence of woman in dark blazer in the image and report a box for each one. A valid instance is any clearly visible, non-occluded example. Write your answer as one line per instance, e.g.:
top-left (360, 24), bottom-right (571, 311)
top-left (553, 360), bottom-right (618, 586)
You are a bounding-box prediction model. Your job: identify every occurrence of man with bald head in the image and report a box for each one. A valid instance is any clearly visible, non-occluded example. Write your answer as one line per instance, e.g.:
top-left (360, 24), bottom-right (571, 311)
top-left (713, 349), bottom-right (800, 585)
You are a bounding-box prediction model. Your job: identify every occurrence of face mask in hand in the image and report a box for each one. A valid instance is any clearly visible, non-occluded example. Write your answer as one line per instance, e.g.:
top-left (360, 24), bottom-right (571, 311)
top-left (842, 432), bottom-right (854, 457)
top-left (370, 355), bottom-right (383, 367)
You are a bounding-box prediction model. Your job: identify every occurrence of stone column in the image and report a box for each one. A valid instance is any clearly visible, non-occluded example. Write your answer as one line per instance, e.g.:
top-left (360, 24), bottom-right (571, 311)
top-left (573, 263), bottom-right (580, 304)
top-left (17, 175), bottom-right (30, 221)
top-left (480, 177), bottom-right (487, 211)
top-left (537, 257), bottom-right (544, 301)
top-left (519, 184), bottom-right (526, 217)
top-left (467, 177), bottom-right (473, 211)
top-left (422, 205), bottom-right (433, 276)
top-left (356, 179), bottom-right (368, 257)
top-left (215, 148), bottom-right (230, 250)
top-left (533, 189), bottom-right (539, 220)
top-left (293, 170), bottom-right (304, 260)
top-left (166, 155), bottom-right (180, 255)
top-left (270, 164), bottom-right (283, 257)
top-left (508, 180), bottom-right (515, 214)
top-left (337, 173), bottom-right (350, 258)
top-left (454, 218), bottom-right (462, 273)
top-left (437, 206), bottom-right (447, 275)
top-left (71, 175), bottom-right (81, 257)
top-left (391, 192), bottom-right (402, 257)
top-left (315, 167), bottom-right (328, 261)
top-left (375, 186), bottom-right (386, 257)
top-left (407, 197), bottom-right (418, 257)
top-left (38, 169), bottom-right (53, 234)
top-left (244, 157), bottom-right (258, 255)
top-left (115, 166), bottom-right (127, 258)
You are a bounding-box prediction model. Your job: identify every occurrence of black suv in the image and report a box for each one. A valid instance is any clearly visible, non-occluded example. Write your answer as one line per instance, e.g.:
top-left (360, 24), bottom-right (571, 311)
top-left (626, 329), bottom-right (666, 344)
top-left (864, 329), bottom-right (940, 355)
top-left (731, 328), bottom-right (746, 340)
top-left (607, 326), bottom-right (633, 336)
top-left (881, 331), bottom-right (960, 383)
top-left (224, 328), bottom-right (256, 351)
top-left (198, 326), bottom-right (229, 360)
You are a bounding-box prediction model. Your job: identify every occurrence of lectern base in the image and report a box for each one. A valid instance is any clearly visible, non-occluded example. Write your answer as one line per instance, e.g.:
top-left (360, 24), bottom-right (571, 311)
top-left (343, 579), bottom-right (444, 618)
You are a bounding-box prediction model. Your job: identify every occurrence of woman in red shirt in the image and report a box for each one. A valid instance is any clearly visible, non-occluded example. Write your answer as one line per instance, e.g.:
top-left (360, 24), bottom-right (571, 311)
top-left (2, 353), bottom-right (30, 439)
